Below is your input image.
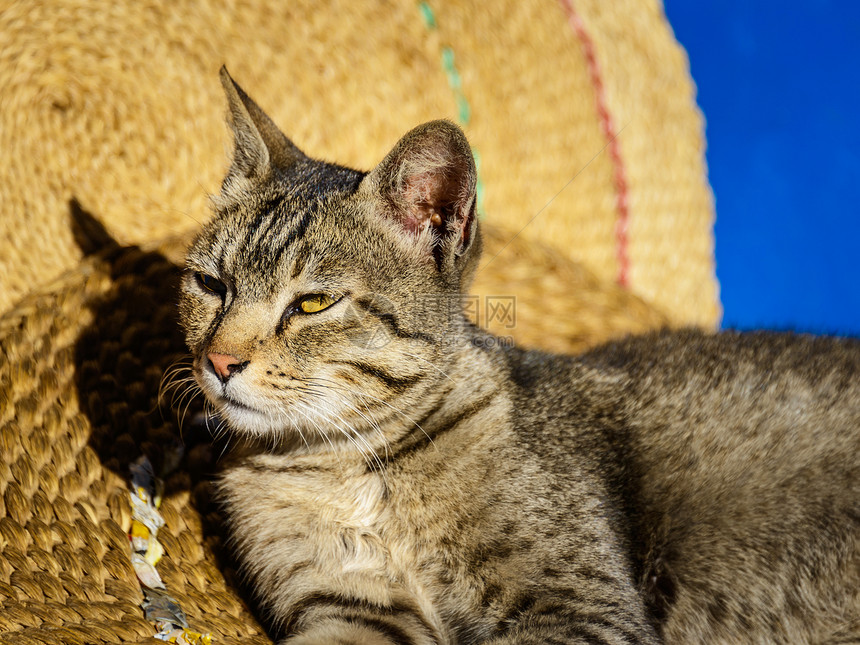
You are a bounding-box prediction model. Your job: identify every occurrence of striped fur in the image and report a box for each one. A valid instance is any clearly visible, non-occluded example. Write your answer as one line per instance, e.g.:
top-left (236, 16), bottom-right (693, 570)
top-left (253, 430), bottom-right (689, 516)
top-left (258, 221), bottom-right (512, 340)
top-left (177, 70), bottom-right (860, 644)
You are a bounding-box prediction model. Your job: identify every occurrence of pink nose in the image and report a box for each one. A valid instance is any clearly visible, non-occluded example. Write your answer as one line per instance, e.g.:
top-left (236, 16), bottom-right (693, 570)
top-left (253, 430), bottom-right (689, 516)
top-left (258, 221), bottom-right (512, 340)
top-left (207, 353), bottom-right (248, 381)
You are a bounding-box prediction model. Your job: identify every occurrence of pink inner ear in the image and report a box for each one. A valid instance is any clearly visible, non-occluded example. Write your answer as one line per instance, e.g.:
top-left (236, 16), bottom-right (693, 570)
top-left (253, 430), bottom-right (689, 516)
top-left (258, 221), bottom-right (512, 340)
top-left (400, 170), bottom-right (449, 235)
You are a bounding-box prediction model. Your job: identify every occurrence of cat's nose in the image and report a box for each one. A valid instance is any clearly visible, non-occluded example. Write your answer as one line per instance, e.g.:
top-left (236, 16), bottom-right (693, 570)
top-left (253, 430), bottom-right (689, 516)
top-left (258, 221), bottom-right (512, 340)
top-left (208, 353), bottom-right (249, 382)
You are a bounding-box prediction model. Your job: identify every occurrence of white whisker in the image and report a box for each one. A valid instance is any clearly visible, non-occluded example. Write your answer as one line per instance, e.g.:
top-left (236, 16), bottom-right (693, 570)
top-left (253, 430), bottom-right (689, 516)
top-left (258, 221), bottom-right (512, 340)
top-left (304, 376), bottom-right (437, 450)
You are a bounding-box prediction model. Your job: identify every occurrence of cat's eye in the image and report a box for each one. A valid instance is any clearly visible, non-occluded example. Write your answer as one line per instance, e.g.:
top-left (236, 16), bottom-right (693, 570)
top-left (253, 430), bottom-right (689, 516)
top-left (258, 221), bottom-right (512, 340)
top-left (298, 293), bottom-right (337, 314)
top-left (195, 272), bottom-right (227, 297)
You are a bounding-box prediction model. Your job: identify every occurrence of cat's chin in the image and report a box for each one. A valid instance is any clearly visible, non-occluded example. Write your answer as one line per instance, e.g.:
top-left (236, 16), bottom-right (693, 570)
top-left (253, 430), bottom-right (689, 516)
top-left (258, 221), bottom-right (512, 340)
top-left (204, 391), bottom-right (331, 445)
top-left (208, 396), bottom-right (277, 435)
top-left (193, 367), bottom-right (279, 435)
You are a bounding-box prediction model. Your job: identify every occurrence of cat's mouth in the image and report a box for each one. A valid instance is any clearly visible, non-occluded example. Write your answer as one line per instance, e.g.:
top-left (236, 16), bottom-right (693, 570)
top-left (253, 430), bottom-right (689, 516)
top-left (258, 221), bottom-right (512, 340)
top-left (207, 390), bottom-right (276, 435)
top-left (196, 370), bottom-right (264, 417)
top-left (217, 392), bottom-right (258, 413)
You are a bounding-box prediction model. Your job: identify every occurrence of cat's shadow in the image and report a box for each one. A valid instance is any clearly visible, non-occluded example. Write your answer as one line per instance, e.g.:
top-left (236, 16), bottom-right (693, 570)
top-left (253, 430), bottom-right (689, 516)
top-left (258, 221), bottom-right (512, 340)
top-left (69, 199), bottom-right (267, 634)
top-left (70, 198), bottom-right (203, 492)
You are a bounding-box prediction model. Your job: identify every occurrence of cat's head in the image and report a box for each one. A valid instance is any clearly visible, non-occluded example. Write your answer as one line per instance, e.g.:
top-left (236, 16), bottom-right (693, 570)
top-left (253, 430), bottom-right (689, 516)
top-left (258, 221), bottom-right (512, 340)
top-left (179, 67), bottom-right (481, 446)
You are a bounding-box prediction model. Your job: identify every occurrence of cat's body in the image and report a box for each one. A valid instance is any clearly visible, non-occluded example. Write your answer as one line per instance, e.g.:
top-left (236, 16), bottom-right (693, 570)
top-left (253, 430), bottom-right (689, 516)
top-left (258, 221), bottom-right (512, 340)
top-left (180, 69), bottom-right (859, 644)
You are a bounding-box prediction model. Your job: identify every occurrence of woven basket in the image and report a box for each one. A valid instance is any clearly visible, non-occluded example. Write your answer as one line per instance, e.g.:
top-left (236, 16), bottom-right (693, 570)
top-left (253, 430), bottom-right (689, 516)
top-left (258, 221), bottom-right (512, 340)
top-left (0, 0), bottom-right (713, 641)
top-left (0, 0), bottom-right (717, 325)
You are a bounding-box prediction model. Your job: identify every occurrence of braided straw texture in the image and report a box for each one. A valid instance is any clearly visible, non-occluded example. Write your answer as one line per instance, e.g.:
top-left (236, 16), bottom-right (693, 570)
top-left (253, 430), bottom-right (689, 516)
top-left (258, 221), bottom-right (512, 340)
top-left (0, 237), bottom-right (273, 644)
top-left (0, 0), bottom-right (718, 325)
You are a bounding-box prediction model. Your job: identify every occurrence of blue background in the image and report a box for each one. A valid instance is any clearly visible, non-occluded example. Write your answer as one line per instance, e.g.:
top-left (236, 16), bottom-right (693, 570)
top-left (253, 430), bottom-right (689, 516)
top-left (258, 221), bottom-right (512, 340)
top-left (662, 1), bottom-right (860, 335)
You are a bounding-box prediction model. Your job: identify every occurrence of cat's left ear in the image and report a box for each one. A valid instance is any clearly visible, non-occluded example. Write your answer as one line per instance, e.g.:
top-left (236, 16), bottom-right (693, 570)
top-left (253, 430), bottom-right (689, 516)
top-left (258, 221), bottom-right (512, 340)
top-left (361, 120), bottom-right (479, 272)
top-left (218, 66), bottom-right (305, 200)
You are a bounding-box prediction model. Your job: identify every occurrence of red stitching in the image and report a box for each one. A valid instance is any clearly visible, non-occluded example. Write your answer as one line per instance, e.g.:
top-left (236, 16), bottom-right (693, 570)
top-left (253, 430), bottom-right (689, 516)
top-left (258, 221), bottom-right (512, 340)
top-left (558, 0), bottom-right (631, 287)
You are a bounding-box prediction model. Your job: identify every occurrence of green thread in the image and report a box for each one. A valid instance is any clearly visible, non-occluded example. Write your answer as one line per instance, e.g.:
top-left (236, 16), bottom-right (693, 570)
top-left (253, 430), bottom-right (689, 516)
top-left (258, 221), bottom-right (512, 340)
top-left (419, 1), bottom-right (436, 29)
top-left (418, 1), bottom-right (485, 215)
top-left (441, 47), bottom-right (471, 124)
top-left (441, 49), bottom-right (460, 89)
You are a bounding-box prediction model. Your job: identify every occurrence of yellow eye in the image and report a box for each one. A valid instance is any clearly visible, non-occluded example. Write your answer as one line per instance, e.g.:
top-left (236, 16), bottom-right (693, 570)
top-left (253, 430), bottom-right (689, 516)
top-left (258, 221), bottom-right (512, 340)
top-left (298, 294), bottom-right (337, 314)
top-left (195, 272), bottom-right (227, 297)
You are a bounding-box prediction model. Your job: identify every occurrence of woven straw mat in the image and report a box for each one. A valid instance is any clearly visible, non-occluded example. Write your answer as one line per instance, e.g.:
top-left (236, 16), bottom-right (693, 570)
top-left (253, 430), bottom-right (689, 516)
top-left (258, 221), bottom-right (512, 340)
top-left (0, 0), bottom-right (718, 325)
top-left (1, 0), bottom-right (713, 642)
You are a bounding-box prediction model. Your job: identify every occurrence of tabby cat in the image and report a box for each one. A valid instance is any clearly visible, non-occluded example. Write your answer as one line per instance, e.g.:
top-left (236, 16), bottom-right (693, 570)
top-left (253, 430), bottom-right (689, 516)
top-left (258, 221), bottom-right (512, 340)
top-left (178, 68), bottom-right (860, 644)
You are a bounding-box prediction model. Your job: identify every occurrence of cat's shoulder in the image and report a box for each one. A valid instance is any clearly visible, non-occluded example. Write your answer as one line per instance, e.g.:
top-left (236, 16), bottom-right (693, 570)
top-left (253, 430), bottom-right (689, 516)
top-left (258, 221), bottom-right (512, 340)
top-left (577, 328), bottom-right (860, 380)
top-left (501, 327), bottom-right (860, 405)
top-left (499, 328), bottom-right (860, 464)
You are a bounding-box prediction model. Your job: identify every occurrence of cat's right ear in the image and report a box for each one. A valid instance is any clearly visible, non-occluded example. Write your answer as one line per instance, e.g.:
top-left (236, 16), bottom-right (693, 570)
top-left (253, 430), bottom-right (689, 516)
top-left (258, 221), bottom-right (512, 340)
top-left (359, 120), bottom-right (479, 275)
top-left (218, 66), bottom-right (305, 201)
